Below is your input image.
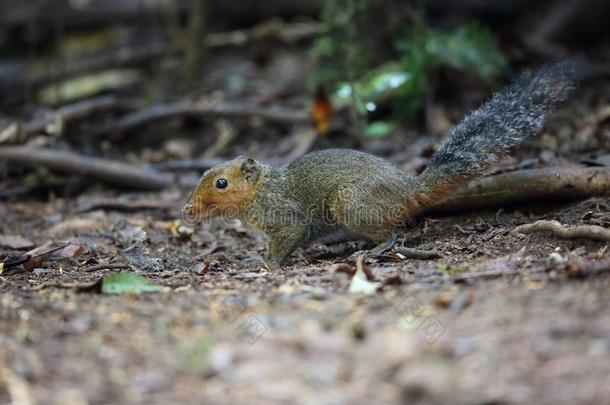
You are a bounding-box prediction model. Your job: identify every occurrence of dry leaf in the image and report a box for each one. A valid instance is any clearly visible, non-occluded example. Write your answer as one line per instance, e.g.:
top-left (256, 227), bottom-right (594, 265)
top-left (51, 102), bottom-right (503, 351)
top-left (61, 244), bottom-right (90, 258)
top-left (311, 85), bottom-right (333, 135)
top-left (348, 256), bottom-right (381, 295)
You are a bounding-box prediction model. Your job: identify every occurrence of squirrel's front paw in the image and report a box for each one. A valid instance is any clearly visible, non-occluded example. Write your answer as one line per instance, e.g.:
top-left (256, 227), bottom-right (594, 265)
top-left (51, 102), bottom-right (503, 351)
top-left (263, 254), bottom-right (288, 270)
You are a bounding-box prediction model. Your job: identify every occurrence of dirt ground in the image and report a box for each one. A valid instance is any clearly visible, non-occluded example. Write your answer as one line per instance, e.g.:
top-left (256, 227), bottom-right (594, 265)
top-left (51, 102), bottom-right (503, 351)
top-left (2, 33), bottom-right (610, 405)
top-left (1, 186), bottom-right (610, 404)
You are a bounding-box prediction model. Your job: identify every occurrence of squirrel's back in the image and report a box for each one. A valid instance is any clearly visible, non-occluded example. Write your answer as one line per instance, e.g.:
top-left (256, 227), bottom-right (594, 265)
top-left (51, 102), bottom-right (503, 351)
top-left (283, 148), bottom-right (411, 213)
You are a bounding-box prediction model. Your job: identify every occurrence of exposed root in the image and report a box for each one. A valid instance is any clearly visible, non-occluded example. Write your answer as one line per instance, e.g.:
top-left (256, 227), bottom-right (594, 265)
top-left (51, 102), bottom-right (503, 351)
top-left (395, 247), bottom-right (441, 260)
top-left (514, 220), bottom-right (610, 242)
top-left (429, 167), bottom-right (610, 214)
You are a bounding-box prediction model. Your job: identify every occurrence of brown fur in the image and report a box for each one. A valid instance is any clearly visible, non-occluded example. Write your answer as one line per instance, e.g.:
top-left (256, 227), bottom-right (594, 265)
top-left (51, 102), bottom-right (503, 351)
top-left (185, 61), bottom-right (582, 266)
top-left (186, 157), bottom-right (262, 219)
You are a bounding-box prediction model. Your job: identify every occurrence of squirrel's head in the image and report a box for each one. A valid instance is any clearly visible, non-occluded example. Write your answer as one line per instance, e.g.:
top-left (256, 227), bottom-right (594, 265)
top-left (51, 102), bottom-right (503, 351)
top-left (183, 156), bottom-right (262, 220)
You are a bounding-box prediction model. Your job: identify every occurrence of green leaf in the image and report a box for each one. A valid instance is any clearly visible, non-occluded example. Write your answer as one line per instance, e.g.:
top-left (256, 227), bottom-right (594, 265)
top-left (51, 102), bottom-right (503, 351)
top-left (101, 272), bottom-right (164, 295)
top-left (332, 64), bottom-right (424, 117)
top-left (353, 64), bottom-right (416, 102)
top-left (368, 71), bottom-right (410, 97)
top-left (364, 121), bottom-right (395, 139)
top-left (312, 1), bottom-right (507, 122)
top-left (427, 23), bottom-right (507, 82)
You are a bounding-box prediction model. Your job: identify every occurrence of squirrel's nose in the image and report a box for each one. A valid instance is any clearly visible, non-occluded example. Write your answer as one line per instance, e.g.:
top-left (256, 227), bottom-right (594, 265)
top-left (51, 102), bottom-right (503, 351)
top-left (183, 202), bottom-right (194, 216)
top-left (181, 202), bottom-right (200, 225)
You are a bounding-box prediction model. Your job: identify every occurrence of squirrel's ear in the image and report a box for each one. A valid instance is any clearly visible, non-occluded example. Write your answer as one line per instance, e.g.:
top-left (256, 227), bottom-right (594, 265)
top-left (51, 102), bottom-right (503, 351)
top-left (240, 158), bottom-right (260, 182)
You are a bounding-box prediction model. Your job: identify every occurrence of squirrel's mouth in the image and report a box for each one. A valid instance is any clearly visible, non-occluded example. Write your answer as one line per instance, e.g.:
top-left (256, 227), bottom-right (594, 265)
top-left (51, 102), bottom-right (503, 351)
top-left (182, 201), bottom-right (224, 220)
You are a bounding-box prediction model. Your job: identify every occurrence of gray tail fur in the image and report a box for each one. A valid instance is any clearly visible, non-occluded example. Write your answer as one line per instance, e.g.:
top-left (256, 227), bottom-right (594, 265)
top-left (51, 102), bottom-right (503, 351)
top-left (412, 59), bottom-right (585, 208)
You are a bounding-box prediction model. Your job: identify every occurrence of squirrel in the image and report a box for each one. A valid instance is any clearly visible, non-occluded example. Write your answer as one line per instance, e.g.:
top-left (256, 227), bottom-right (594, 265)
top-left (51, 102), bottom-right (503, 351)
top-left (183, 60), bottom-right (583, 267)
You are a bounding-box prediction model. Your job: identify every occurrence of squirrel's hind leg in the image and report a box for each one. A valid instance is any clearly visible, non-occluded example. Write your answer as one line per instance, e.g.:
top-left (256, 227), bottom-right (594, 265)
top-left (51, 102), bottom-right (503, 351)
top-left (370, 234), bottom-right (397, 255)
top-left (329, 186), bottom-right (402, 249)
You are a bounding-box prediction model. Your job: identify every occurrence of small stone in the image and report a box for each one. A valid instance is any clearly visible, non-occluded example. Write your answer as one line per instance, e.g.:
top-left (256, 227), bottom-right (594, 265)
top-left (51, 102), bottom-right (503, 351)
top-left (33, 268), bottom-right (53, 276)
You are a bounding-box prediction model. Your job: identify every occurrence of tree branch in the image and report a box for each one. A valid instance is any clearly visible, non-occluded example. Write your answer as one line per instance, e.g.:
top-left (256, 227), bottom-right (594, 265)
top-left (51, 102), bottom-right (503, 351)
top-left (0, 146), bottom-right (178, 190)
top-left (92, 100), bottom-right (310, 136)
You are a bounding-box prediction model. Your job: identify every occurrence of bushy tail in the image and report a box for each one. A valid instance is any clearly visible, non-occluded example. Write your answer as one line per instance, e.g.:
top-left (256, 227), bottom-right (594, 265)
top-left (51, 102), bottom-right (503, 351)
top-left (411, 59), bottom-right (585, 210)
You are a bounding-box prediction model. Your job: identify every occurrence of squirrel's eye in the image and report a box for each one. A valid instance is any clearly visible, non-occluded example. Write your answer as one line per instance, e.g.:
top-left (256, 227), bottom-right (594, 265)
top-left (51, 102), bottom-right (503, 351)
top-left (215, 178), bottom-right (228, 189)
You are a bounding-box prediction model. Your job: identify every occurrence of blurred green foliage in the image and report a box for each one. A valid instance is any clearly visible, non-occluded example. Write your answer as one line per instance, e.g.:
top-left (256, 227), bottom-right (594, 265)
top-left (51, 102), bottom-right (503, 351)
top-left (178, 338), bottom-right (216, 375)
top-left (101, 272), bottom-right (164, 294)
top-left (312, 0), bottom-right (507, 137)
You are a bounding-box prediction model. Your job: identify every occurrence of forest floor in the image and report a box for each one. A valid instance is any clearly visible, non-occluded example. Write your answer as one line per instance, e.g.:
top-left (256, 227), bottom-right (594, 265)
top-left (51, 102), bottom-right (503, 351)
top-left (2, 46), bottom-right (610, 404)
top-left (2, 194), bottom-right (610, 404)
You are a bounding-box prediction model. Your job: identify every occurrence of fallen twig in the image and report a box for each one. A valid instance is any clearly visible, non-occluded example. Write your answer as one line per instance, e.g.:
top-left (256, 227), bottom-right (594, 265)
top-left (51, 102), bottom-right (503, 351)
top-left (395, 247), bottom-right (441, 260)
top-left (0, 146), bottom-right (184, 190)
top-left (20, 95), bottom-right (136, 137)
top-left (514, 220), bottom-right (610, 242)
top-left (93, 99), bottom-right (310, 136)
top-left (428, 167), bottom-right (610, 214)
